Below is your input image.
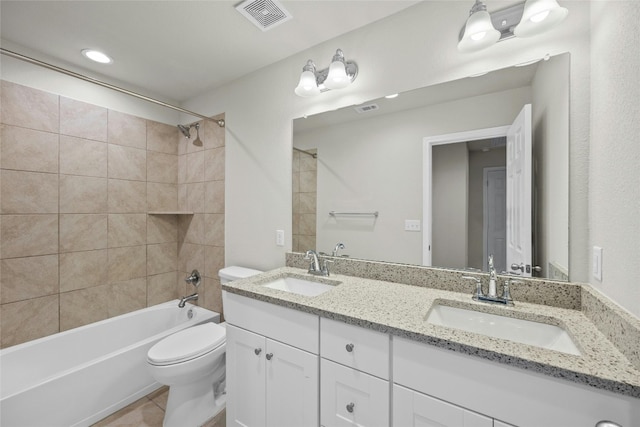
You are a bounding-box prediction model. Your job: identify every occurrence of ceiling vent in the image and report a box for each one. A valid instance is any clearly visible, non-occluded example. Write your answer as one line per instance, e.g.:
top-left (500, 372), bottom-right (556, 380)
top-left (354, 104), bottom-right (380, 114)
top-left (236, 0), bottom-right (293, 32)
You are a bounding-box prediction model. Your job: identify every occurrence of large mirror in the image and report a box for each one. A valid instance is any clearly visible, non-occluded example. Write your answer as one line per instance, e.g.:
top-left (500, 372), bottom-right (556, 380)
top-left (292, 53), bottom-right (569, 281)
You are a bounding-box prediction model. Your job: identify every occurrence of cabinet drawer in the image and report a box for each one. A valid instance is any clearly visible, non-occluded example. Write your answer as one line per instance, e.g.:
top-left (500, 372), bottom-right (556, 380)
top-left (223, 291), bottom-right (319, 353)
top-left (320, 318), bottom-right (389, 379)
top-left (320, 359), bottom-right (389, 427)
top-left (393, 384), bottom-right (492, 427)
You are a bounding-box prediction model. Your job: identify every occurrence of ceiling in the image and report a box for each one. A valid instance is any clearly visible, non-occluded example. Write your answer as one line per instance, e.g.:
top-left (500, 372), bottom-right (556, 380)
top-left (0, 0), bottom-right (419, 103)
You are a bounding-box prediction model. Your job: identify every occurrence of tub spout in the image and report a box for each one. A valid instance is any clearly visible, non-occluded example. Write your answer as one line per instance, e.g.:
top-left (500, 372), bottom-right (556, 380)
top-left (178, 293), bottom-right (198, 308)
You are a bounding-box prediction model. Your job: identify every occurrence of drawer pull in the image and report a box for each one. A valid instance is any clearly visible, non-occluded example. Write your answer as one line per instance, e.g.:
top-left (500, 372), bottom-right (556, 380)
top-left (345, 343), bottom-right (354, 352)
top-left (266, 353), bottom-right (274, 360)
top-left (254, 348), bottom-right (262, 356)
top-left (346, 402), bottom-right (355, 413)
top-left (596, 422), bottom-right (622, 427)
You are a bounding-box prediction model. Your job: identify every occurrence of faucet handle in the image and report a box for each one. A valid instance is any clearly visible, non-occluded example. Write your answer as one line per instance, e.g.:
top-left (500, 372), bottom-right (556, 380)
top-left (503, 279), bottom-right (520, 303)
top-left (185, 270), bottom-right (201, 287)
top-left (322, 259), bottom-right (334, 276)
top-left (461, 276), bottom-right (483, 299)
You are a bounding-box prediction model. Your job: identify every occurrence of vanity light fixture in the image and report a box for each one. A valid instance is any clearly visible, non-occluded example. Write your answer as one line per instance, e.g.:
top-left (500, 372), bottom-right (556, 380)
top-left (457, 0), bottom-right (568, 53)
top-left (81, 49), bottom-right (112, 64)
top-left (294, 49), bottom-right (358, 97)
top-left (514, 0), bottom-right (568, 37)
top-left (457, 0), bottom-right (501, 53)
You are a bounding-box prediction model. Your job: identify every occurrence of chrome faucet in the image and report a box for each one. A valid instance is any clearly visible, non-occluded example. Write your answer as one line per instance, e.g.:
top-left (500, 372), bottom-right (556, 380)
top-left (178, 293), bottom-right (198, 308)
top-left (304, 250), bottom-right (331, 276)
top-left (487, 254), bottom-right (498, 298)
top-left (332, 242), bottom-right (345, 257)
top-left (461, 256), bottom-right (516, 306)
top-left (179, 269), bottom-right (200, 308)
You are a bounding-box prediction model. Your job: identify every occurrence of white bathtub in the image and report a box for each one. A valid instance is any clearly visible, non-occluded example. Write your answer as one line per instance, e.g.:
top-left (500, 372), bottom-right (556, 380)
top-left (0, 300), bottom-right (219, 427)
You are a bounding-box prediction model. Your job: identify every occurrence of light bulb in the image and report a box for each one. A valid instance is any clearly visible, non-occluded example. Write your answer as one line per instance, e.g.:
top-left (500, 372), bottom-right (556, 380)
top-left (457, 3), bottom-right (500, 53)
top-left (81, 49), bottom-right (112, 64)
top-left (325, 61), bottom-right (349, 90)
top-left (514, 0), bottom-right (568, 38)
top-left (530, 10), bottom-right (550, 23)
top-left (294, 60), bottom-right (320, 97)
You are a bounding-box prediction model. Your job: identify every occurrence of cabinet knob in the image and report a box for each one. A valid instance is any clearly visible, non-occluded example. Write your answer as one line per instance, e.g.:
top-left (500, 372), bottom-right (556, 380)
top-left (254, 348), bottom-right (262, 356)
top-left (266, 353), bottom-right (274, 360)
top-left (596, 422), bottom-right (622, 427)
top-left (345, 343), bottom-right (354, 352)
top-left (346, 402), bottom-right (355, 413)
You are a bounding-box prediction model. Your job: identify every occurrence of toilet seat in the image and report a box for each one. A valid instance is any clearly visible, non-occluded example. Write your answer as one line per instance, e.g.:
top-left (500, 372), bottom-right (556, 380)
top-left (148, 322), bottom-right (226, 366)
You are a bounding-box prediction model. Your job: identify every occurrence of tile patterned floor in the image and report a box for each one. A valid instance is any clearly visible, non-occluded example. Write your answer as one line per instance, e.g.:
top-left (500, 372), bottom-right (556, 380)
top-left (92, 386), bottom-right (226, 427)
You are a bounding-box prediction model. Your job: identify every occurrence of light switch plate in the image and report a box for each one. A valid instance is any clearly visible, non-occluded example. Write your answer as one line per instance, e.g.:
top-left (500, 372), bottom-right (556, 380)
top-left (276, 230), bottom-right (285, 247)
top-left (592, 246), bottom-right (603, 281)
top-left (405, 220), bottom-right (421, 231)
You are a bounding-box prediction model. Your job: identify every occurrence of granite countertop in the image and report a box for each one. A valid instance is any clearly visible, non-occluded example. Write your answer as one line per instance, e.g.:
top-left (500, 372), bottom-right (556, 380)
top-left (222, 266), bottom-right (640, 399)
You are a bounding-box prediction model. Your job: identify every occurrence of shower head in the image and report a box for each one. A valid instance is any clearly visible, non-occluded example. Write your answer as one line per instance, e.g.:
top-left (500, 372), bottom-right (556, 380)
top-left (177, 123), bottom-right (203, 146)
top-left (177, 124), bottom-right (191, 139)
top-left (192, 123), bottom-right (202, 147)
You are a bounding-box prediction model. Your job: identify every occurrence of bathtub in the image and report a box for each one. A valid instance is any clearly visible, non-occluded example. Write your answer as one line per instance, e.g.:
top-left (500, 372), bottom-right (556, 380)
top-left (0, 300), bottom-right (219, 427)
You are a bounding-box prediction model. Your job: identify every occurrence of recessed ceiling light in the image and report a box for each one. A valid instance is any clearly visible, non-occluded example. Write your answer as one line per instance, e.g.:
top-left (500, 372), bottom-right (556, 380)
top-left (81, 49), bottom-right (112, 64)
top-left (385, 94), bottom-right (399, 99)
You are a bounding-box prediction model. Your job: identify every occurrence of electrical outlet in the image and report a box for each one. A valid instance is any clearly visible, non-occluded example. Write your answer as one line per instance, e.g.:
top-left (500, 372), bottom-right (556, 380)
top-left (276, 230), bottom-right (285, 247)
top-left (592, 246), bottom-right (603, 281)
top-left (405, 220), bottom-right (421, 232)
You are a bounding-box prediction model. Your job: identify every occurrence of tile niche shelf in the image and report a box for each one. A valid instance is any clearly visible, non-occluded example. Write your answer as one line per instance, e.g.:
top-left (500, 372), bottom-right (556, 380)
top-left (147, 211), bottom-right (195, 215)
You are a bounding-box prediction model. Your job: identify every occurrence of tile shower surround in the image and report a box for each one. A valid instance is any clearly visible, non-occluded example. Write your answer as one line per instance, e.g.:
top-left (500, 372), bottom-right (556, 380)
top-left (292, 149), bottom-right (317, 252)
top-left (0, 80), bottom-right (226, 348)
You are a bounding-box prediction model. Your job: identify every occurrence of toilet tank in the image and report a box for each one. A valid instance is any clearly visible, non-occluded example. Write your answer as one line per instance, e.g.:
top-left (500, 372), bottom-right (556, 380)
top-left (218, 266), bottom-right (263, 284)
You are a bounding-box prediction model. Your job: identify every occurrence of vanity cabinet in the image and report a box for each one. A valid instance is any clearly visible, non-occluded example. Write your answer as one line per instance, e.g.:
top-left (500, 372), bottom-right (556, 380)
top-left (227, 325), bottom-right (318, 427)
top-left (320, 318), bottom-right (390, 427)
top-left (394, 336), bottom-right (638, 427)
top-left (224, 290), bottom-right (638, 427)
top-left (223, 292), bottom-right (319, 427)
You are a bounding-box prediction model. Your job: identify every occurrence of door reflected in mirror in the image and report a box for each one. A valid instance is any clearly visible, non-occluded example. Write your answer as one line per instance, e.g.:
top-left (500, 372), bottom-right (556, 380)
top-left (292, 53), bottom-right (570, 281)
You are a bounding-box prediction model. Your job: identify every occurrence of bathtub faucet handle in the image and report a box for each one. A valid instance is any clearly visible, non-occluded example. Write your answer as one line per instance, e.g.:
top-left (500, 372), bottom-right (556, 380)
top-left (185, 270), bottom-right (201, 288)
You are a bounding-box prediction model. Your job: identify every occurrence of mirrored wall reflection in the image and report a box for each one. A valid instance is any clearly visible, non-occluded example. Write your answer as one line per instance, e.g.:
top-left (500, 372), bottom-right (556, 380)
top-left (292, 53), bottom-right (569, 281)
top-left (292, 148), bottom-right (317, 252)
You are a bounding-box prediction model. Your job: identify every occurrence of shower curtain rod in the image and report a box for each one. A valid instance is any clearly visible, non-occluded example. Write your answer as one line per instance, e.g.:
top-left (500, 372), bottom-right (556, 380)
top-left (0, 48), bottom-right (224, 127)
top-left (293, 147), bottom-right (317, 158)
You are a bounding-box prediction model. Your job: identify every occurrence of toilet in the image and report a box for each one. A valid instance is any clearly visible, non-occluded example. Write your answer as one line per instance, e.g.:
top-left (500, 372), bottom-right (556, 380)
top-left (146, 266), bottom-right (262, 427)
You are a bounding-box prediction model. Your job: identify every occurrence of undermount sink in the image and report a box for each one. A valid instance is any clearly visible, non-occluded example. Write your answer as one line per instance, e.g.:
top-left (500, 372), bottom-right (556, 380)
top-left (426, 303), bottom-right (581, 356)
top-left (261, 276), bottom-right (339, 297)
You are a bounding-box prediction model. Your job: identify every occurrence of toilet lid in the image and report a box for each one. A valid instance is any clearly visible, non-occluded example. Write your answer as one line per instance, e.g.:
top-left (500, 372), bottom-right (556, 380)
top-left (147, 322), bottom-right (225, 365)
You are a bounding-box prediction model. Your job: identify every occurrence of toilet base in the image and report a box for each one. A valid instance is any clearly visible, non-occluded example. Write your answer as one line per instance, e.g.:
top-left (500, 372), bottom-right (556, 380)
top-left (163, 374), bottom-right (225, 427)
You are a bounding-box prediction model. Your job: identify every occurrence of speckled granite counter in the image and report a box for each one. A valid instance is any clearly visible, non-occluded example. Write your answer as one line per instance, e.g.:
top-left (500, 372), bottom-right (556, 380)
top-left (222, 266), bottom-right (640, 399)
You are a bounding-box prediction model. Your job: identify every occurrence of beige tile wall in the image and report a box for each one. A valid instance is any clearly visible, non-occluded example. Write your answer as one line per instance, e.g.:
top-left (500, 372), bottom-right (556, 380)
top-left (0, 80), bottom-right (226, 348)
top-left (176, 119), bottom-right (226, 317)
top-left (292, 149), bottom-right (317, 252)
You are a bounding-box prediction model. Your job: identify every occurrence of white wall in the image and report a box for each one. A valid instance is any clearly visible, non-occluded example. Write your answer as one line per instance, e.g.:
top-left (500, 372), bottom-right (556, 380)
top-left (589, 1), bottom-right (640, 317)
top-left (532, 54), bottom-right (570, 278)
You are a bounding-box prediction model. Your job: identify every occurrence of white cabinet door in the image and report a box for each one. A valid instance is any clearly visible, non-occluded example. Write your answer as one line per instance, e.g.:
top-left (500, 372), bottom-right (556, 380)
top-left (321, 358), bottom-right (389, 427)
top-left (266, 339), bottom-right (319, 427)
top-left (506, 104), bottom-right (533, 276)
top-left (393, 384), bottom-right (492, 427)
top-left (227, 325), bottom-right (266, 427)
